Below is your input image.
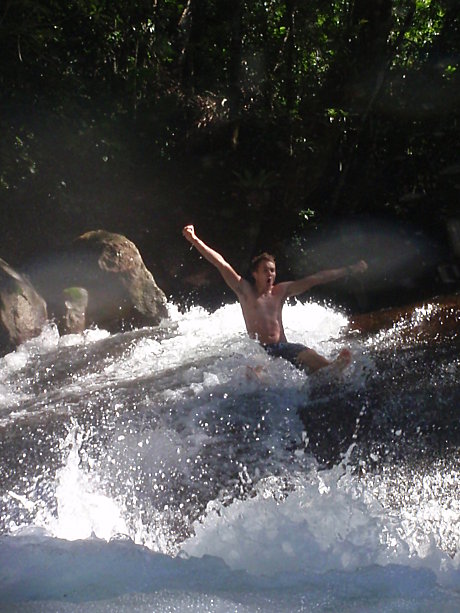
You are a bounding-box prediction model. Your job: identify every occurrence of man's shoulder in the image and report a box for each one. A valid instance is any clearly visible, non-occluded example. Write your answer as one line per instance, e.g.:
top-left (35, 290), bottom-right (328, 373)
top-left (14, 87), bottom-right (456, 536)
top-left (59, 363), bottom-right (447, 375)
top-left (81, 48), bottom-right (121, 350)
top-left (234, 277), bottom-right (254, 298)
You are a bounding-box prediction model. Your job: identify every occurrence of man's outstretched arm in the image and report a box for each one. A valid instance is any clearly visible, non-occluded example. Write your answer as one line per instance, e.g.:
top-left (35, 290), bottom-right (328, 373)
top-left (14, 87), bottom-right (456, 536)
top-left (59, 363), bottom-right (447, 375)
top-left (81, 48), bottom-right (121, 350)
top-left (182, 225), bottom-right (246, 295)
top-left (280, 260), bottom-right (368, 298)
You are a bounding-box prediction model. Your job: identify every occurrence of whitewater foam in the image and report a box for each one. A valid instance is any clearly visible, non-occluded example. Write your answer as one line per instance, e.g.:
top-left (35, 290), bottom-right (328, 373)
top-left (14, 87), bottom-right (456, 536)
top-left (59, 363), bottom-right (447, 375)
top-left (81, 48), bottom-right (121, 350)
top-left (2, 300), bottom-right (460, 611)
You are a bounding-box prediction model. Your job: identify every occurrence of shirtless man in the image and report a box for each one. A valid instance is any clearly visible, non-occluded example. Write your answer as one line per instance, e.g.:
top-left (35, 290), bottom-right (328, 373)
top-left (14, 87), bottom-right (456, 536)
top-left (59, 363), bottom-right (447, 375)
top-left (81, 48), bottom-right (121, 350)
top-left (182, 224), bottom-right (367, 373)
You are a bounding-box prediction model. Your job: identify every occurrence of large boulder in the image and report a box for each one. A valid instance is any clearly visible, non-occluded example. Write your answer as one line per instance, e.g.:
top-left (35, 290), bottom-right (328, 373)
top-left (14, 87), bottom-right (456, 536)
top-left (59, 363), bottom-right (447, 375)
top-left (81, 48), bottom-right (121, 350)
top-left (66, 230), bottom-right (168, 332)
top-left (0, 259), bottom-right (48, 354)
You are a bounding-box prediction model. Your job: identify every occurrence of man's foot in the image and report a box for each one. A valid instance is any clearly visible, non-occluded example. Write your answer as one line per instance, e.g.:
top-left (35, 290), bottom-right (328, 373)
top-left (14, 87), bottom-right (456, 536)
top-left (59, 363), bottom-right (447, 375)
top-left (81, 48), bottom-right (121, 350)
top-left (308, 348), bottom-right (352, 384)
top-left (331, 348), bottom-right (352, 372)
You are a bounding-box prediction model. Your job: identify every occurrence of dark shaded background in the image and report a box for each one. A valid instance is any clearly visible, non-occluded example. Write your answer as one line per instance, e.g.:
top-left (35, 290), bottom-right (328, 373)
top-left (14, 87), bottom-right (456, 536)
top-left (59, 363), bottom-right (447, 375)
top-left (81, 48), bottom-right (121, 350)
top-left (1, 0), bottom-right (459, 312)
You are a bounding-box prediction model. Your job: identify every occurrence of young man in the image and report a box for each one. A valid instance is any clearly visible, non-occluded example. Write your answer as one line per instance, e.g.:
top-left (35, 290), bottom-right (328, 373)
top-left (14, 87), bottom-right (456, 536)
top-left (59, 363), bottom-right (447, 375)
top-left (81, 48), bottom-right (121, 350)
top-left (182, 224), bottom-right (367, 373)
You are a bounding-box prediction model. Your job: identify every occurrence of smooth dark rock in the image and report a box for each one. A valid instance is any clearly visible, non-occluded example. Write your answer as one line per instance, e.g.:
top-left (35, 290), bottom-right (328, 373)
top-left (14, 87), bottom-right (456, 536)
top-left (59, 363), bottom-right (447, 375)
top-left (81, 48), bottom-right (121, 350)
top-left (299, 294), bottom-right (460, 466)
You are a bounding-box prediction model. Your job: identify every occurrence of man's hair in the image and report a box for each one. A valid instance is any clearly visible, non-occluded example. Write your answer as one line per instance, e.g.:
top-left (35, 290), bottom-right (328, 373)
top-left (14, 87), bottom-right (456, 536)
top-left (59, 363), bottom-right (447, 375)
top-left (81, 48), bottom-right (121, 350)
top-left (250, 252), bottom-right (276, 273)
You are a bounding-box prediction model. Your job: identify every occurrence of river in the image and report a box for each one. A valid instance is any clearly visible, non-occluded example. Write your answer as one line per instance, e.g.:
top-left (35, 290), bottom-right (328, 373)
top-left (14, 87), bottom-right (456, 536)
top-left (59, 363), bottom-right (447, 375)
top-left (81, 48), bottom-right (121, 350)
top-left (1, 299), bottom-right (460, 611)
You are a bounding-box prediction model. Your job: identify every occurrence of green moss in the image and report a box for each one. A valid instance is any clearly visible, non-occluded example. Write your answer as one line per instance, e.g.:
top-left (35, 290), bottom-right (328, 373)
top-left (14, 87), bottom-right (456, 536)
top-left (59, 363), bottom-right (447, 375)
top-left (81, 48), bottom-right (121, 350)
top-left (63, 287), bottom-right (87, 301)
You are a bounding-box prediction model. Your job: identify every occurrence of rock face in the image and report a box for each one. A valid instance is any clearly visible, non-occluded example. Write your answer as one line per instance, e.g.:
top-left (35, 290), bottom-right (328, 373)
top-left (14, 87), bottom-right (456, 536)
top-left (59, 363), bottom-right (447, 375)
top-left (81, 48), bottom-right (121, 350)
top-left (348, 294), bottom-right (460, 341)
top-left (0, 259), bottom-right (47, 354)
top-left (67, 230), bottom-right (168, 331)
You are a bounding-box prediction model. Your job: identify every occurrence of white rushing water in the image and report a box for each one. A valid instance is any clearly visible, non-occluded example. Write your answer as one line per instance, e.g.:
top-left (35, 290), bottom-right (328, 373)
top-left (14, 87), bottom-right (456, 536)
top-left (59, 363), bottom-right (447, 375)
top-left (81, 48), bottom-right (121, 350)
top-left (1, 300), bottom-right (460, 612)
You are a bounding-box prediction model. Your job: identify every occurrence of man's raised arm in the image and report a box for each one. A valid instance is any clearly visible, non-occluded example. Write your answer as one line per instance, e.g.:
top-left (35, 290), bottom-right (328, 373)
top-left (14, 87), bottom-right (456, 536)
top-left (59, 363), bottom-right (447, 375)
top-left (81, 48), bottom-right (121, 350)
top-left (280, 260), bottom-right (368, 298)
top-left (182, 225), bottom-right (245, 295)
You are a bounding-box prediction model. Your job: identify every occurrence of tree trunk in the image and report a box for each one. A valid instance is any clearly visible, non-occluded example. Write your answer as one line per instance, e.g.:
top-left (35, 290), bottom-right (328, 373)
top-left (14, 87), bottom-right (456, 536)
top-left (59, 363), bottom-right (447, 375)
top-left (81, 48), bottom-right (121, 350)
top-left (179, 0), bottom-right (207, 93)
top-left (228, 0), bottom-right (243, 148)
top-left (283, 0), bottom-right (296, 112)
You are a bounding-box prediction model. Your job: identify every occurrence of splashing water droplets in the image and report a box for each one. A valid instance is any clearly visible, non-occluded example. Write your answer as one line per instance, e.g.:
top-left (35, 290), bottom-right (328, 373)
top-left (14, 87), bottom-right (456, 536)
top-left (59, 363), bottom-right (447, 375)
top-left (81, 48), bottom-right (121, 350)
top-left (1, 300), bottom-right (460, 609)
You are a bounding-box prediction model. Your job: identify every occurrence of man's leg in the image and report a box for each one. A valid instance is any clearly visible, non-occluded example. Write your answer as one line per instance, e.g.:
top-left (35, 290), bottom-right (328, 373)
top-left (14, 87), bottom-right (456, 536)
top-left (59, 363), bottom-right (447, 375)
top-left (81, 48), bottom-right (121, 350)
top-left (296, 347), bottom-right (351, 373)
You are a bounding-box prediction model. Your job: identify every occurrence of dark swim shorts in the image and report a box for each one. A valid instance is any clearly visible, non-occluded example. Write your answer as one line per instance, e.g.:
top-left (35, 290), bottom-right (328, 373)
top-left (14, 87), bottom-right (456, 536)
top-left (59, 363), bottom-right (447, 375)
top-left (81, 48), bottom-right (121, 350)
top-left (263, 342), bottom-right (308, 367)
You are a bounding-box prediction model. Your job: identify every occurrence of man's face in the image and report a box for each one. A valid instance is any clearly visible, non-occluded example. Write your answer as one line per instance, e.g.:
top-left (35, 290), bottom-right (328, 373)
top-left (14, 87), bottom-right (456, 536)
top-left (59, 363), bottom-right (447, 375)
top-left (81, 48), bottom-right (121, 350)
top-left (253, 260), bottom-right (276, 290)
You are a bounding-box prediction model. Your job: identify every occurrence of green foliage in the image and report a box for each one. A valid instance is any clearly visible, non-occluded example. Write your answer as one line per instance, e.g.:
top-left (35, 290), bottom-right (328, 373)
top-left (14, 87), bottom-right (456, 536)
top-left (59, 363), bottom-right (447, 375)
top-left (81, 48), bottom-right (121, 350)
top-left (233, 169), bottom-right (278, 190)
top-left (0, 0), bottom-right (458, 264)
top-left (395, 0), bottom-right (446, 64)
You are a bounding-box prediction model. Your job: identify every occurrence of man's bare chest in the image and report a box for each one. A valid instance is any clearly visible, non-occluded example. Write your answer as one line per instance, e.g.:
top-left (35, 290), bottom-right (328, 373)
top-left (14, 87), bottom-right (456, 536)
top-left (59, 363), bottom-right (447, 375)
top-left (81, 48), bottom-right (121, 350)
top-left (245, 293), bottom-right (282, 317)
